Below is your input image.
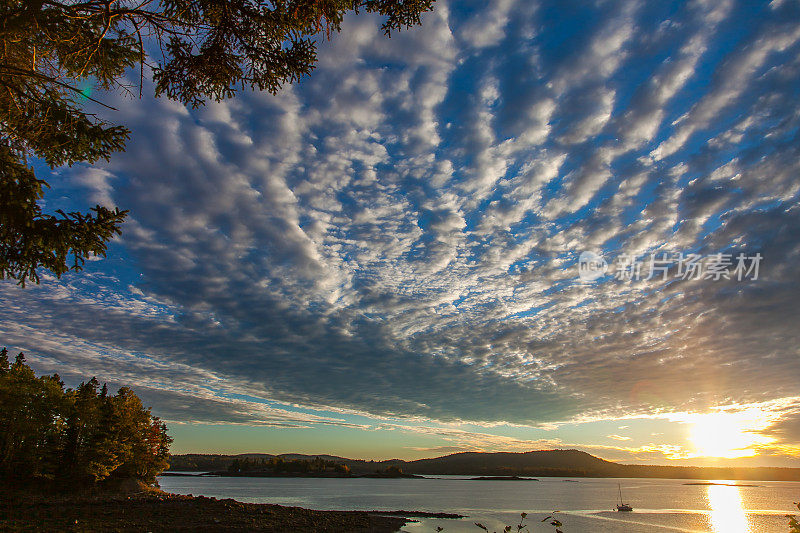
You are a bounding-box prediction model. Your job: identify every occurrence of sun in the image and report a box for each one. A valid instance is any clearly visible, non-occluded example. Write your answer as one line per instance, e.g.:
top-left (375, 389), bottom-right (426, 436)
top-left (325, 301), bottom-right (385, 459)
top-left (688, 408), bottom-right (774, 459)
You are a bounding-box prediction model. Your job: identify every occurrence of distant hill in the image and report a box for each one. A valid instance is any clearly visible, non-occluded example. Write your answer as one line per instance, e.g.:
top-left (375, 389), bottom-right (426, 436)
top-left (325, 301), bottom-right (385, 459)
top-left (166, 449), bottom-right (800, 481)
top-left (405, 450), bottom-right (620, 476)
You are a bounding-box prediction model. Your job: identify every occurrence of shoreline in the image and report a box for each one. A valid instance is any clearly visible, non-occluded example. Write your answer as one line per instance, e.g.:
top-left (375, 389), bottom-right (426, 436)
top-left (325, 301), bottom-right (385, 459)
top-left (164, 471), bottom-right (425, 479)
top-left (0, 488), bottom-right (415, 532)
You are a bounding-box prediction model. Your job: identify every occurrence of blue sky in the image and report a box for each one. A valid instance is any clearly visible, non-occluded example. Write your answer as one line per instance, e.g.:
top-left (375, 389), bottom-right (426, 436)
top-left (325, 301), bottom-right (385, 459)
top-left (3, 0), bottom-right (800, 466)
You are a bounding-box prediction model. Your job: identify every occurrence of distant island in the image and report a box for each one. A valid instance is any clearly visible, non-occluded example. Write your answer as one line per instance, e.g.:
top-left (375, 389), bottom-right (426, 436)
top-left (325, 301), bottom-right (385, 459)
top-left (167, 449), bottom-right (800, 482)
top-left (164, 457), bottom-right (424, 478)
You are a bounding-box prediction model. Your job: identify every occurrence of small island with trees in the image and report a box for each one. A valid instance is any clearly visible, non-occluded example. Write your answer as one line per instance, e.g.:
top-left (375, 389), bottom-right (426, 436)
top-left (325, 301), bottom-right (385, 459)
top-left (193, 457), bottom-right (422, 478)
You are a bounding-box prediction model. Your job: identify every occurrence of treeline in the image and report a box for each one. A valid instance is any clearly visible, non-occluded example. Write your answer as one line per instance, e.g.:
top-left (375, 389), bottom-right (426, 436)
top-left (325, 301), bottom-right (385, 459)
top-left (167, 453), bottom-right (240, 472)
top-left (0, 348), bottom-right (171, 487)
top-left (228, 456), bottom-right (350, 475)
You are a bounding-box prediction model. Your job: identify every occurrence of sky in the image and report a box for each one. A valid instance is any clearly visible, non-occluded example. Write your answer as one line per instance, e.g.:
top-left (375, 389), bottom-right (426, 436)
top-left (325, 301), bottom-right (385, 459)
top-left (3, 0), bottom-right (800, 467)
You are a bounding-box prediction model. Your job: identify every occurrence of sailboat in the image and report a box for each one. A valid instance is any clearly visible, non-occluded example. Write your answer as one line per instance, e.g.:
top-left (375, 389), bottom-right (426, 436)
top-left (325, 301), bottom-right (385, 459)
top-left (616, 483), bottom-right (633, 512)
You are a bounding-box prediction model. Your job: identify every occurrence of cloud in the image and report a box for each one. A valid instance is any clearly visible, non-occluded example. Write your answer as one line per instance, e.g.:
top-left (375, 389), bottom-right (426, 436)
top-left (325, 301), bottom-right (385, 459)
top-left (385, 423), bottom-right (563, 453)
top-left (3, 0), bottom-right (800, 463)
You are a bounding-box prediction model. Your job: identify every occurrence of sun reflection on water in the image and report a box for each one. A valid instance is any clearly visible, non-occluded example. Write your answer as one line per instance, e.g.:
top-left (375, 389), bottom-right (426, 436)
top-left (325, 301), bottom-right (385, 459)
top-left (707, 483), bottom-right (751, 533)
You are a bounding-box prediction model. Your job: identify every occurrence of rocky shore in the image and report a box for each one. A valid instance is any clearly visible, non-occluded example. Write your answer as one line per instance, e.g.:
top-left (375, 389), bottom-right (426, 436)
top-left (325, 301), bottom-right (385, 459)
top-left (0, 489), bottom-right (410, 532)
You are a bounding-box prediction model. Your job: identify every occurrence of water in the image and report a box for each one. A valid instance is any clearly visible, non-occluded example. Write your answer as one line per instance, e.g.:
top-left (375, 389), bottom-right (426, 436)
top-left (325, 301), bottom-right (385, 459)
top-left (158, 475), bottom-right (800, 532)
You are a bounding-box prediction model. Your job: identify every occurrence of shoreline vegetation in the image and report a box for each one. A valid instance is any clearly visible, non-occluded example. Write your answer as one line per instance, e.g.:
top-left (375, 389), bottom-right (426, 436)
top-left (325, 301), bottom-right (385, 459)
top-left (0, 349), bottom-right (171, 488)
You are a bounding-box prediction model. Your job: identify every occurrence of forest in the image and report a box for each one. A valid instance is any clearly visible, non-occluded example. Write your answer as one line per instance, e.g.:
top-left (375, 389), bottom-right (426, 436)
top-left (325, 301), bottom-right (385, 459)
top-left (227, 456), bottom-right (351, 475)
top-left (0, 347), bottom-right (171, 487)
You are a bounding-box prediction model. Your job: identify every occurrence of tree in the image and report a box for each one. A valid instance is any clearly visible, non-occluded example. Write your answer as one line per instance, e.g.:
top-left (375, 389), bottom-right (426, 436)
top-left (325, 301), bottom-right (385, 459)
top-left (384, 464), bottom-right (403, 475)
top-left (60, 377), bottom-right (127, 483)
top-left (0, 352), bottom-right (66, 480)
top-left (0, 0), bottom-right (435, 286)
top-left (0, 347), bottom-right (172, 486)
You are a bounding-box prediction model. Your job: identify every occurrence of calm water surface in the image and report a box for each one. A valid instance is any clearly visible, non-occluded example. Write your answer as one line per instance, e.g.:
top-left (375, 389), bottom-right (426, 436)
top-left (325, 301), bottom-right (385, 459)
top-left (158, 475), bottom-right (800, 532)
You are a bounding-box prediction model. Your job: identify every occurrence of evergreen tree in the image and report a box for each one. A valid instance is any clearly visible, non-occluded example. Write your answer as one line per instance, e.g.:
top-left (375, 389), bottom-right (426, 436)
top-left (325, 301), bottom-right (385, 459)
top-left (60, 377), bottom-right (124, 482)
top-left (0, 347), bottom-right (172, 486)
top-left (0, 352), bottom-right (65, 479)
top-left (0, 0), bottom-right (435, 285)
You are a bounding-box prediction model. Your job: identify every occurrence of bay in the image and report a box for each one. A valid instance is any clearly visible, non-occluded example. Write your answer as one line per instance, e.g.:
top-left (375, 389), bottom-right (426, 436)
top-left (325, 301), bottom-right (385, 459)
top-left (158, 475), bottom-right (800, 532)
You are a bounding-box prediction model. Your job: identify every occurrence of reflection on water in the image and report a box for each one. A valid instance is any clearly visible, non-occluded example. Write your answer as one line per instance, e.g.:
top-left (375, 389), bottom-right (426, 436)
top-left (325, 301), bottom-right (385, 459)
top-left (707, 483), bottom-right (751, 533)
top-left (158, 475), bottom-right (800, 532)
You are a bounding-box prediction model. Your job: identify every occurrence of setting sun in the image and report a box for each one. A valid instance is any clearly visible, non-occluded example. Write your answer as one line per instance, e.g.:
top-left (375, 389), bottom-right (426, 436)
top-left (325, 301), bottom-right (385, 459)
top-left (689, 409), bottom-right (775, 459)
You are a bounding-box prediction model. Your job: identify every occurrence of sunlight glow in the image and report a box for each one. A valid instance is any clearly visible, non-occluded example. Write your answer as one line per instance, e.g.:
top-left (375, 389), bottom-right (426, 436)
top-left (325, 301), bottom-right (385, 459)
top-left (707, 484), bottom-right (751, 533)
top-left (688, 408), bottom-right (775, 458)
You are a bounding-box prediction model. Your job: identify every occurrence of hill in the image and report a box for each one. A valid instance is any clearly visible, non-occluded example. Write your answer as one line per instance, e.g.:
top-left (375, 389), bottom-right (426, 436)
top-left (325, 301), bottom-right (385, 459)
top-left (167, 449), bottom-right (800, 481)
top-left (404, 450), bottom-right (620, 476)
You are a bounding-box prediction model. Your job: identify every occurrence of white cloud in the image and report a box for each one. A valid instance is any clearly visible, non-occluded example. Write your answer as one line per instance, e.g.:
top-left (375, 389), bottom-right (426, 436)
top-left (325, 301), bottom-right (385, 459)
top-left (3, 0), bottom-right (800, 465)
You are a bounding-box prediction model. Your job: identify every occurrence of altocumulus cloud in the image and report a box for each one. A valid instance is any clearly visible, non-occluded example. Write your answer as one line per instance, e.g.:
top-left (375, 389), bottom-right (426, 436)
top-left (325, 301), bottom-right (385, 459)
top-left (2, 0), bottom-right (800, 456)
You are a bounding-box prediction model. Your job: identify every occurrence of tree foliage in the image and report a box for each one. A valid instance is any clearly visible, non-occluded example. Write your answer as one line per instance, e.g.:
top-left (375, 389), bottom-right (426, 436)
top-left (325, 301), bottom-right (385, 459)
top-left (0, 148), bottom-right (128, 286)
top-left (0, 347), bottom-right (172, 486)
top-left (227, 455), bottom-right (351, 474)
top-left (0, 0), bottom-right (435, 285)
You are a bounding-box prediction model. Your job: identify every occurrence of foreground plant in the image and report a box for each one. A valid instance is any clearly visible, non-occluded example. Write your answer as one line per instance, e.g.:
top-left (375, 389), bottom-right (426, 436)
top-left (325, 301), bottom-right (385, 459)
top-left (467, 511), bottom-right (563, 533)
top-left (789, 501), bottom-right (800, 532)
top-left (540, 512), bottom-right (563, 533)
